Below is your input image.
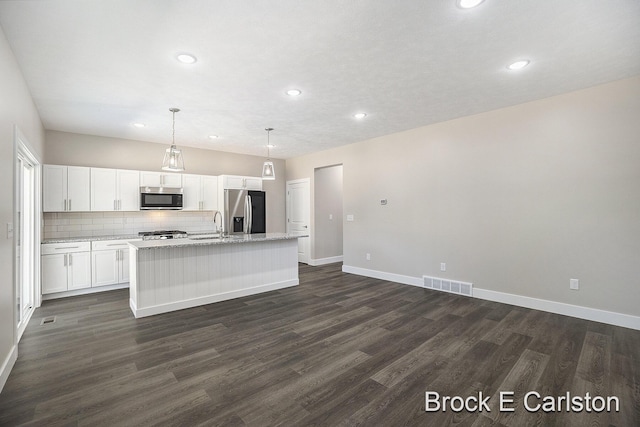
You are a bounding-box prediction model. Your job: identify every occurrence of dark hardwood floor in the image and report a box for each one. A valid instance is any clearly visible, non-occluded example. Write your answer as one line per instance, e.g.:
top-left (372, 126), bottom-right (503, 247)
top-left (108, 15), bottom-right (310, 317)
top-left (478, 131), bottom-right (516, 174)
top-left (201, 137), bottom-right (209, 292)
top-left (1, 263), bottom-right (639, 426)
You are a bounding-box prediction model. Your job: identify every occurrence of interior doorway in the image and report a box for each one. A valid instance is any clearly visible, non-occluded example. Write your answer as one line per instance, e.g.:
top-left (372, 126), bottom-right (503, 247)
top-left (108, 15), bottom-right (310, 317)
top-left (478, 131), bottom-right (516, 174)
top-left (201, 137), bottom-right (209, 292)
top-left (312, 165), bottom-right (343, 265)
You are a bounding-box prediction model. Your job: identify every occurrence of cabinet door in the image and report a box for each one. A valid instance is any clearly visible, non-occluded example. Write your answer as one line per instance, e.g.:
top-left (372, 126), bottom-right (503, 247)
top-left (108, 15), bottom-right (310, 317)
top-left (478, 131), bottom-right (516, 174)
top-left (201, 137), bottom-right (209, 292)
top-left (161, 173), bottom-right (182, 187)
top-left (43, 165), bottom-right (67, 212)
top-left (92, 250), bottom-right (119, 287)
top-left (244, 177), bottom-right (263, 190)
top-left (201, 176), bottom-right (219, 210)
top-left (91, 168), bottom-right (117, 211)
top-left (223, 176), bottom-right (245, 189)
top-left (42, 254), bottom-right (68, 294)
top-left (182, 174), bottom-right (202, 211)
top-left (117, 169), bottom-right (140, 211)
top-left (68, 252), bottom-right (92, 290)
top-left (67, 166), bottom-right (91, 212)
top-left (120, 248), bottom-right (130, 283)
top-left (140, 171), bottom-right (162, 187)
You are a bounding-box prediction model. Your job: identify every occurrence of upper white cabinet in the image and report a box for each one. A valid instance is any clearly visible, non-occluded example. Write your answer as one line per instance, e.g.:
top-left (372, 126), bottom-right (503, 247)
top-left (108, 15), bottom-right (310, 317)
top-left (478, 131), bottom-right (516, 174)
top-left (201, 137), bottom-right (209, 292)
top-left (43, 165), bottom-right (90, 212)
top-left (220, 175), bottom-right (262, 191)
top-left (140, 171), bottom-right (182, 188)
top-left (90, 168), bottom-right (140, 211)
top-left (183, 174), bottom-right (218, 211)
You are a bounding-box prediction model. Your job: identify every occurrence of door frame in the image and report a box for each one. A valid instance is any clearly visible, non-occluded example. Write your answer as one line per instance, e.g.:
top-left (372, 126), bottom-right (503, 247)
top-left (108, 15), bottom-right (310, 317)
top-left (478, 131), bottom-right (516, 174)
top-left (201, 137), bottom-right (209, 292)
top-left (14, 126), bottom-right (42, 341)
top-left (286, 178), bottom-right (310, 264)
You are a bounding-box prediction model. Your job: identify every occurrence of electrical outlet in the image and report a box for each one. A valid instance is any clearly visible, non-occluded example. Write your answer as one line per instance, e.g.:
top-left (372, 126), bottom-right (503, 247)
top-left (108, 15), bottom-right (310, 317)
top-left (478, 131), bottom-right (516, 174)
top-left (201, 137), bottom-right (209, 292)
top-left (570, 279), bottom-right (579, 290)
top-left (329, 214), bottom-right (333, 220)
top-left (440, 262), bottom-right (446, 272)
top-left (366, 253), bottom-right (371, 261)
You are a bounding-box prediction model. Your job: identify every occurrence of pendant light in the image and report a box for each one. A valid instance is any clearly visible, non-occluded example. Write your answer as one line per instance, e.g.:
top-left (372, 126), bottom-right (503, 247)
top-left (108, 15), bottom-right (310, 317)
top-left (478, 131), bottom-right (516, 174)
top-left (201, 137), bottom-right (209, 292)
top-left (161, 108), bottom-right (185, 171)
top-left (261, 127), bottom-right (275, 180)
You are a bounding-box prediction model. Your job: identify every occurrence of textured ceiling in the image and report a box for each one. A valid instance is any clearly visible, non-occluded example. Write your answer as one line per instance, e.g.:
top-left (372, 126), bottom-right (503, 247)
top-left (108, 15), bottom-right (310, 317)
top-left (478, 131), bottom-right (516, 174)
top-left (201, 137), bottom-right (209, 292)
top-left (1, 0), bottom-right (639, 159)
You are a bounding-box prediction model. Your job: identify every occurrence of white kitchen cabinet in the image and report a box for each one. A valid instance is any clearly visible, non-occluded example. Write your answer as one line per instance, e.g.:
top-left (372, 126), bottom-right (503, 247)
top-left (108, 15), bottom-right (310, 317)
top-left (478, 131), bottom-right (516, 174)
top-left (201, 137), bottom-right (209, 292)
top-left (43, 165), bottom-right (90, 212)
top-left (91, 240), bottom-right (139, 287)
top-left (41, 242), bottom-right (91, 294)
top-left (140, 171), bottom-right (182, 188)
top-left (219, 175), bottom-right (262, 191)
top-left (90, 168), bottom-right (140, 211)
top-left (183, 174), bottom-right (218, 211)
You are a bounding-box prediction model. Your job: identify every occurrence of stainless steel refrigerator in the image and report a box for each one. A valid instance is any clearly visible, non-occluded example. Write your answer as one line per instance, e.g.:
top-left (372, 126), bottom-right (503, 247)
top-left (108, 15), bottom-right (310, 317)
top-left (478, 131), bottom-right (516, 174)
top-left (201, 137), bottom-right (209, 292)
top-left (224, 189), bottom-right (266, 234)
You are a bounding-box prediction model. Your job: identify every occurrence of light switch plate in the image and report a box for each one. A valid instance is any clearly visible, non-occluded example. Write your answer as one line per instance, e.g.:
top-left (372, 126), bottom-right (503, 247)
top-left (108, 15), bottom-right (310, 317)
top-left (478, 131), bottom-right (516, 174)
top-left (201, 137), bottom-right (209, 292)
top-left (570, 278), bottom-right (579, 290)
top-left (346, 215), bottom-right (354, 222)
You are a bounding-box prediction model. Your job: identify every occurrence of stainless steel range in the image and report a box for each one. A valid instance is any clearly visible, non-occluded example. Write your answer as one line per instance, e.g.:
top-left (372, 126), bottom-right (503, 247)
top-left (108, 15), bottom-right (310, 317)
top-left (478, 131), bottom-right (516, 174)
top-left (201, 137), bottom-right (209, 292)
top-left (138, 230), bottom-right (188, 240)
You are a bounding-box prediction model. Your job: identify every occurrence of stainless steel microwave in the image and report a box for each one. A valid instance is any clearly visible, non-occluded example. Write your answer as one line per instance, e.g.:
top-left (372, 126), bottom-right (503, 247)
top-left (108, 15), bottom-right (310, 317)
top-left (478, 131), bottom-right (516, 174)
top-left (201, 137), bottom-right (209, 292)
top-left (140, 187), bottom-right (183, 210)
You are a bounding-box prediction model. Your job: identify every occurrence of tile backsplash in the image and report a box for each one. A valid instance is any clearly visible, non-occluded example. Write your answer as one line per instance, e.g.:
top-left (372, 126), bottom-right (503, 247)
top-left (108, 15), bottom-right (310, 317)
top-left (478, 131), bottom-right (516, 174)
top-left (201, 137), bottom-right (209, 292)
top-left (43, 211), bottom-right (218, 240)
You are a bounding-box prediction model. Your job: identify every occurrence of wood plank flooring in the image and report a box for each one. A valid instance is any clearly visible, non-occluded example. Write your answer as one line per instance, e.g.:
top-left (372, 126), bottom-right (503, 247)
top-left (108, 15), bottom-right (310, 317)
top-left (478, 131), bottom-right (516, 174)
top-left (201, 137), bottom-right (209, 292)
top-left (1, 263), bottom-right (639, 426)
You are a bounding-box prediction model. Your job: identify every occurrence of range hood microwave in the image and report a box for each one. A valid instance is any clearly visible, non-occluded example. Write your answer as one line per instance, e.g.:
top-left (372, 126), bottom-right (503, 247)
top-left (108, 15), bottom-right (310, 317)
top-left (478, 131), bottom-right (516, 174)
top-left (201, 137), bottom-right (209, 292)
top-left (140, 187), bottom-right (183, 210)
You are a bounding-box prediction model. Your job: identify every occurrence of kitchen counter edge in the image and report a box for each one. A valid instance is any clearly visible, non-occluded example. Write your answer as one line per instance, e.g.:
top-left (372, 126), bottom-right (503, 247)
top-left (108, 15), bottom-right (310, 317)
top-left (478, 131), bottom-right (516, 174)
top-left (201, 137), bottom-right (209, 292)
top-left (130, 233), bottom-right (308, 249)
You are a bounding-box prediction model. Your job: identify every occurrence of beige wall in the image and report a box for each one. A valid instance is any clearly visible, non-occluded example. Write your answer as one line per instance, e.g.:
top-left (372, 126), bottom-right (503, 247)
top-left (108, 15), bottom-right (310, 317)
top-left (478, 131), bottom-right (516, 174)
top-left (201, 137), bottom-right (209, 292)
top-left (45, 131), bottom-right (286, 233)
top-left (286, 76), bottom-right (640, 318)
top-left (0, 25), bottom-right (45, 387)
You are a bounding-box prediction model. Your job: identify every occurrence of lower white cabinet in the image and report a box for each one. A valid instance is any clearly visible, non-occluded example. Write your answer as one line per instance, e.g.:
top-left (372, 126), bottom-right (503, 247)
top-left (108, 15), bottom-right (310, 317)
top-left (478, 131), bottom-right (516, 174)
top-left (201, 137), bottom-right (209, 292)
top-left (41, 242), bottom-right (92, 294)
top-left (91, 239), bottom-right (140, 287)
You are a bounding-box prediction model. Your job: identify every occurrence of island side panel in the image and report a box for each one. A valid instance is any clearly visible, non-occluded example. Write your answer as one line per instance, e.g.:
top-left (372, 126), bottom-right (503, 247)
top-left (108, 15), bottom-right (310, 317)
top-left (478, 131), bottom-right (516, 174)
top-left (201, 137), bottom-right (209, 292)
top-left (131, 238), bottom-right (299, 318)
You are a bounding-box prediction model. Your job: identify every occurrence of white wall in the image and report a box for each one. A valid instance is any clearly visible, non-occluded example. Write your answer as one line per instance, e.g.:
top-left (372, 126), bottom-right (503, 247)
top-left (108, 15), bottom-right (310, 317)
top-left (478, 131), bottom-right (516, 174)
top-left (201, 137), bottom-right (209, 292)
top-left (0, 25), bottom-right (45, 390)
top-left (286, 76), bottom-right (640, 321)
top-left (45, 131), bottom-right (286, 233)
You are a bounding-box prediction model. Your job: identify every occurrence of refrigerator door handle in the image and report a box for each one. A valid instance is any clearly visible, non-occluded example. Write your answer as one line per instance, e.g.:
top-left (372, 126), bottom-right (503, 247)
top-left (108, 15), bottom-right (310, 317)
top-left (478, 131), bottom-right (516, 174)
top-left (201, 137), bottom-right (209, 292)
top-left (246, 195), bottom-right (253, 233)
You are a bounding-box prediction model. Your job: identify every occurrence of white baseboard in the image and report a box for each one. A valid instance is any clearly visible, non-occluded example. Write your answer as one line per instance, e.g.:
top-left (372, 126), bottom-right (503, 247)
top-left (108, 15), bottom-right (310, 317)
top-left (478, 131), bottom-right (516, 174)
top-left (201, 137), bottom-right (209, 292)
top-left (473, 288), bottom-right (640, 331)
top-left (0, 345), bottom-right (18, 393)
top-left (42, 283), bottom-right (129, 300)
top-left (341, 264), bottom-right (640, 331)
top-left (309, 256), bottom-right (343, 266)
top-left (342, 265), bottom-right (424, 287)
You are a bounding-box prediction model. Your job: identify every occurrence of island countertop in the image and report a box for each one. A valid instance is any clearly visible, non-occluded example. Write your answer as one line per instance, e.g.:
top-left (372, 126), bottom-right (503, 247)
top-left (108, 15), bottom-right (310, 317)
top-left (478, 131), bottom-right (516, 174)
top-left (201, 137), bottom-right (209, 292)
top-left (129, 232), bottom-right (307, 250)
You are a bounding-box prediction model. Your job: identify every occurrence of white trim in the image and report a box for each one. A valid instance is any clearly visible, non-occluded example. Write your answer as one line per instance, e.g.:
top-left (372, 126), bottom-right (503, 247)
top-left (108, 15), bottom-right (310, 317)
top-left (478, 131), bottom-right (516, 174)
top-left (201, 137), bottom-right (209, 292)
top-left (42, 283), bottom-right (129, 301)
top-left (341, 264), bottom-right (640, 331)
top-left (309, 255), bottom-right (343, 266)
top-left (473, 288), bottom-right (640, 331)
top-left (130, 279), bottom-right (299, 318)
top-left (0, 345), bottom-right (18, 393)
top-left (342, 265), bottom-right (423, 287)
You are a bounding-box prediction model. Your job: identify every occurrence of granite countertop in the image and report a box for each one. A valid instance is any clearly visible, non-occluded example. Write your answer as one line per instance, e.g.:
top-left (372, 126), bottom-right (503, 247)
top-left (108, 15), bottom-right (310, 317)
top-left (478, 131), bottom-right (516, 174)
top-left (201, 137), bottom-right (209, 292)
top-left (42, 234), bottom-right (141, 244)
top-left (130, 232), bottom-right (308, 250)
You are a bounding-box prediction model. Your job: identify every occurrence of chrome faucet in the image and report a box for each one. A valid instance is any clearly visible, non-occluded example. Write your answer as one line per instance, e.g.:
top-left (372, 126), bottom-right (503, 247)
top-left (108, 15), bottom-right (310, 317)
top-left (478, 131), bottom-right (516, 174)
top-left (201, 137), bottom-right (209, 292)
top-left (213, 210), bottom-right (223, 236)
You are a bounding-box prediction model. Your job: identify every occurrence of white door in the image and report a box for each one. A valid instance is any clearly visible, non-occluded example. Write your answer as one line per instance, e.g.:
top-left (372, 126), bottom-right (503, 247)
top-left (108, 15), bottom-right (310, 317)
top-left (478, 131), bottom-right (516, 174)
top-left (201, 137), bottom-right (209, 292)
top-left (68, 252), bottom-right (92, 290)
top-left (67, 166), bottom-right (91, 211)
top-left (117, 169), bottom-right (140, 211)
top-left (201, 176), bottom-right (219, 210)
top-left (182, 174), bottom-right (202, 211)
top-left (92, 250), bottom-right (119, 287)
top-left (91, 168), bottom-right (117, 211)
top-left (42, 254), bottom-right (68, 294)
top-left (286, 179), bottom-right (310, 264)
top-left (42, 164), bottom-right (66, 212)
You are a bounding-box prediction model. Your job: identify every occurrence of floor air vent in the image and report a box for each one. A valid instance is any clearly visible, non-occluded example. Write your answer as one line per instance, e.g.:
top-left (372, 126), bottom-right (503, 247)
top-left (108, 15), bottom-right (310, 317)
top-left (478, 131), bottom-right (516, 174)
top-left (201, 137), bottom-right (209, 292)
top-left (423, 275), bottom-right (473, 297)
top-left (40, 316), bottom-right (56, 325)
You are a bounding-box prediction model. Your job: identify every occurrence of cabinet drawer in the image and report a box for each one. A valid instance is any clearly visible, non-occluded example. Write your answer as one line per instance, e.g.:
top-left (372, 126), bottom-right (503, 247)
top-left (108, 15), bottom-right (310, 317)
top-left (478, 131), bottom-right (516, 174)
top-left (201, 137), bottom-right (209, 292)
top-left (42, 241), bottom-right (91, 255)
top-left (92, 239), bottom-right (141, 251)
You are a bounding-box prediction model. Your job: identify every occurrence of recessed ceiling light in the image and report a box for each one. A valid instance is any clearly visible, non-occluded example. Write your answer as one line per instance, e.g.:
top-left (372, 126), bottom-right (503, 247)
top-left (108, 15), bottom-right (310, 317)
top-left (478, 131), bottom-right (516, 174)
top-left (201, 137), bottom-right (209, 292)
top-left (133, 123), bottom-right (145, 128)
top-left (354, 112), bottom-right (367, 119)
top-left (457, 0), bottom-right (485, 9)
top-left (286, 89), bottom-right (302, 96)
top-left (176, 53), bottom-right (197, 64)
top-left (507, 60), bottom-right (530, 70)
top-left (267, 144), bottom-right (275, 148)
top-left (208, 135), bottom-right (219, 140)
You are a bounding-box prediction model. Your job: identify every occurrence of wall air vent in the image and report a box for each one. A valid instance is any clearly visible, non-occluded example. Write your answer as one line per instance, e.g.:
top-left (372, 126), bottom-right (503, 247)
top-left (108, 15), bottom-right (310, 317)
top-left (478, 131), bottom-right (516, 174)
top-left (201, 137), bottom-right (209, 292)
top-left (423, 275), bottom-right (473, 297)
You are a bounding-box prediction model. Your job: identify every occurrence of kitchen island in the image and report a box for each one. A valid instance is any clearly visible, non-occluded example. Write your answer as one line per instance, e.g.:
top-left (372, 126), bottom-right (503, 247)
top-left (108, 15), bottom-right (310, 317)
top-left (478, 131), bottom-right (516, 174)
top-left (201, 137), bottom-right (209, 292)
top-left (128, 233), bottom-right (304, 318)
